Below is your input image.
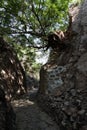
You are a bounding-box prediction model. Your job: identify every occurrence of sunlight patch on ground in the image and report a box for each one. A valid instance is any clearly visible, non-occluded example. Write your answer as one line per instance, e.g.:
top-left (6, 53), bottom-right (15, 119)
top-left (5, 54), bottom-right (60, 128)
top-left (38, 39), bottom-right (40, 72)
top-left (12, 99), bottom-right (34, 107)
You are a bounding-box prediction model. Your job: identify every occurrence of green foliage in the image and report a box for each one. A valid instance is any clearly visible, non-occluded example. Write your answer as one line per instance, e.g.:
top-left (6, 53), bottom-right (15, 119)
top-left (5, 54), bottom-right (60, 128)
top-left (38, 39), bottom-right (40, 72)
top-left (0, 0), bottom-right (71, 38)
top-left (13, 43), bottom-right (39, 73)
top-left (0, 0), bottom-right (74, 73)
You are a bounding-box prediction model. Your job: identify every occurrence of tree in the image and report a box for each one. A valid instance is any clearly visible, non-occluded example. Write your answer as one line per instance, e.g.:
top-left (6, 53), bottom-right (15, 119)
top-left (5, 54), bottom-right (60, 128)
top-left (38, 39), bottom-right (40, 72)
top-left (0, 0), bottom-right (72, 73)
top-left (0, 0), bottom-right (71, 46)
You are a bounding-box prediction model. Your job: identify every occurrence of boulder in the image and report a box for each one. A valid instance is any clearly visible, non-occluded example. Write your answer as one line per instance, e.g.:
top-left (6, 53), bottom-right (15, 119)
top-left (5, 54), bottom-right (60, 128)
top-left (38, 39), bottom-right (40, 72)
top-left (0, 37), bottom-right (26, 100)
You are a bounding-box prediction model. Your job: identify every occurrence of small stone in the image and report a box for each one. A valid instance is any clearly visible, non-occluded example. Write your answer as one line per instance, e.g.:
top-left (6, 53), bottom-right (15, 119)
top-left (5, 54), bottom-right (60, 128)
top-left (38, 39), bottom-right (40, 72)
top-left (77, 89), bottom-right (81, 93)
top-left (55, 98), bottom-right (62, 102)
top-left (61, 120), bottom-right (66, 126)
top-left (78, 109), bottom-right (85, 115)
top-left (70, 89), bottom-right (76, 96)
top-left (64, 101), bottom-right (69, 106)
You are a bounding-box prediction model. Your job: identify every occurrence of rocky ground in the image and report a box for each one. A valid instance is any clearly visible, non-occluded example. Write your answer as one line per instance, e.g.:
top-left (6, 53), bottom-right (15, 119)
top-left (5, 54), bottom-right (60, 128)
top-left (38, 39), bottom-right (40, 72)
top-left (11, 89), bottom-right (59, 130)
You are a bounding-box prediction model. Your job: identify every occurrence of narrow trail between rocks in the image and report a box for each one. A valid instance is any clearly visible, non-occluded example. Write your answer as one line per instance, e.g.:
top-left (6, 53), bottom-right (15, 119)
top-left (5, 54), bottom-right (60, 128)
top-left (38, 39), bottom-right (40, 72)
top-left (12, 89), bottom-right (59, 130)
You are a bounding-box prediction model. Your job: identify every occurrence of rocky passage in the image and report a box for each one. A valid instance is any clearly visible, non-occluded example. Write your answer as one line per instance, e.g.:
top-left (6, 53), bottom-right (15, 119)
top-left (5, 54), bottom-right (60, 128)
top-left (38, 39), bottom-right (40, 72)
top-left (12, 89), bottom-right (59, 130)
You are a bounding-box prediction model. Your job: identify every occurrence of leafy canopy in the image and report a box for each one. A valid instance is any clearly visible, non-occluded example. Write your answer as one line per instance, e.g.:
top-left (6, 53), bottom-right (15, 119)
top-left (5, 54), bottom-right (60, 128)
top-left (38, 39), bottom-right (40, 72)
top-left (0, 0), bottom-right (72, 73)
top-left (0, 0), bottom-right (71, 46)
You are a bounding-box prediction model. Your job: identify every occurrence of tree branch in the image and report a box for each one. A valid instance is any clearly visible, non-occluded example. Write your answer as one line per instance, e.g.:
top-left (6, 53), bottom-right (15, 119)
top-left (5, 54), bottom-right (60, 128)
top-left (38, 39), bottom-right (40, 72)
top-left (24, 35), bottom-right (46, 49)
top-left (31, 4), bottom-right (46, 35)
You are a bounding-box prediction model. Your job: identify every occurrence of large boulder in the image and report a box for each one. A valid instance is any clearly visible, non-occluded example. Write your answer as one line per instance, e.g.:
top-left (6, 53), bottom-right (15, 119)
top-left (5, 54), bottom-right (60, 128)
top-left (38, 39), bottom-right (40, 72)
top-left (38, 1), bottom-right (87, 130)
top-left (0, 37), bottom-right (26, 100)
top-left (0, 37), bottom-right (27, 130)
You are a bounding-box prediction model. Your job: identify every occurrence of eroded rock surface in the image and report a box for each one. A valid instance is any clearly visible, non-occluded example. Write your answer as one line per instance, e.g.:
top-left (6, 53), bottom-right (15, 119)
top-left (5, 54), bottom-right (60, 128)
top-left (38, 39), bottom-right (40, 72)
top-left (0, 37), bottom-right (26, 100)
top-left (38, 1), bottom-right (87, 129)
top-left (0, 37), bottom-right (26, 130)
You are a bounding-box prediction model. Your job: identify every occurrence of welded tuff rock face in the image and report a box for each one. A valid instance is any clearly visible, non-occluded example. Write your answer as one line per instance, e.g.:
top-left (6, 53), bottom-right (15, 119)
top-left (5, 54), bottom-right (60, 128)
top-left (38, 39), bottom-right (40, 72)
top-left (39, 1), bottom-right (87, 129)
top-left (39, 0), bottom-right (87, 96)
top-left (0, 37), bottom-right (26, 99)
top-left (0, 38), bottom-right (27, 130)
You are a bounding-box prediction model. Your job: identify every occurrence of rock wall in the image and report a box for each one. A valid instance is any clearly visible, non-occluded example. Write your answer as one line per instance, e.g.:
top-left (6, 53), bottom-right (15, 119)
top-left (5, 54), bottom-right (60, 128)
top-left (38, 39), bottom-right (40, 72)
top-left (0, 37), bottom-right (28, 130)
top-left (38, 1), bottom-right (87, 129)
top-left (0, 37), bottom-right (26, 100)
top-left (39, 64), bottom-right (66, 94)
top-left (39, 0), bottom-right (87, 95)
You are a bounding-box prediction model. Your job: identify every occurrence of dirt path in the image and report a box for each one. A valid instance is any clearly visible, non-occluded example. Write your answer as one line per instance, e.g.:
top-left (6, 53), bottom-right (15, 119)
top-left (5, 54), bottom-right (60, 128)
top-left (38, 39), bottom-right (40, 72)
top-left (12, 89), bottom-right (59, 130)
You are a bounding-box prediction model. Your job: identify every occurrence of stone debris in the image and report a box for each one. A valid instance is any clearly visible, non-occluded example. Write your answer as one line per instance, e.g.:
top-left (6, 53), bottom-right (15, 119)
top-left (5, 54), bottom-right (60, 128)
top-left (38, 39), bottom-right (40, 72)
top-left (37, 88), bottom-right (87, 130)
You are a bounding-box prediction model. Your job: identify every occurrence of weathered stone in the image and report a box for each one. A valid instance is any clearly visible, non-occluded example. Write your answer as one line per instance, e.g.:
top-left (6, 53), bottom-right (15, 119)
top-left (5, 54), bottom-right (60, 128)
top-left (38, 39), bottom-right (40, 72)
top-left (78, 109), bottom-right (85, 115)
top-left (38, 1), bottom-right (87, 130)
top-left (76, 53), bottom-right (87, 72)
top-left (0, 37), bottom-right (26, 99)
top-left (64, 101), bottom-right (69, 106)
top-left (70, 89), bottom-right (76, 96)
